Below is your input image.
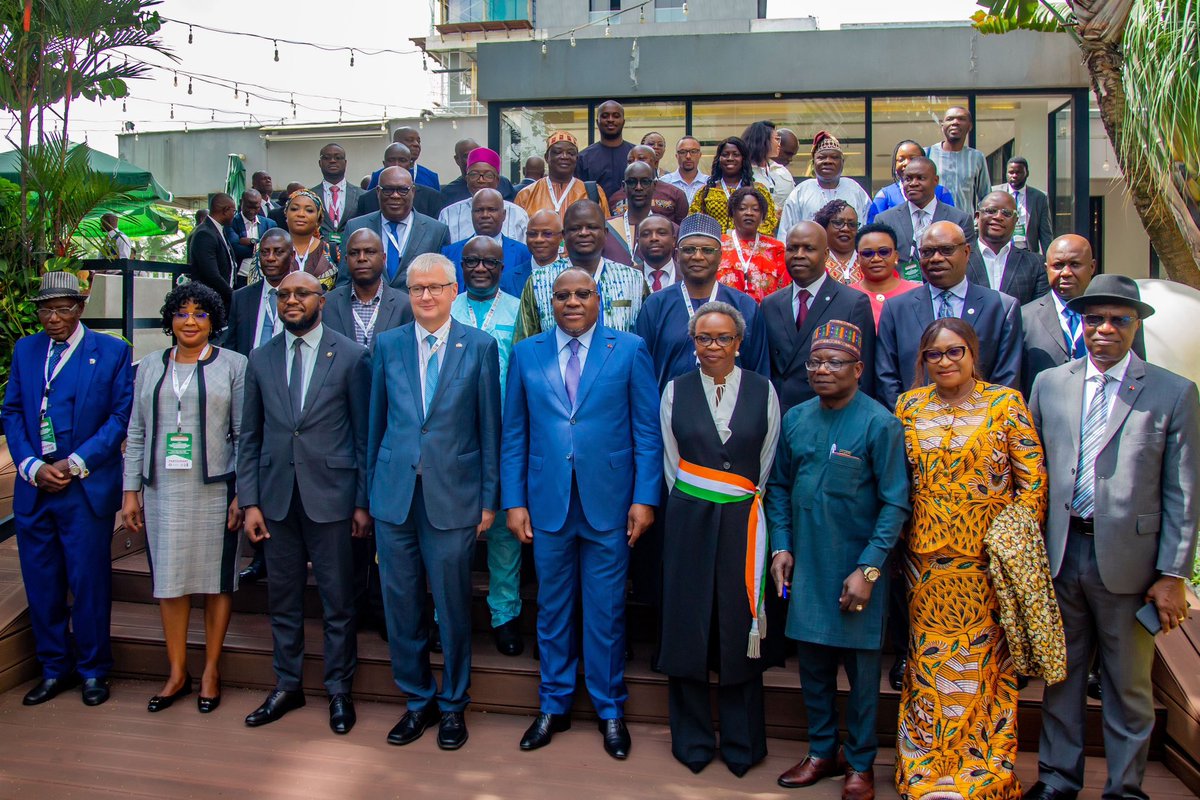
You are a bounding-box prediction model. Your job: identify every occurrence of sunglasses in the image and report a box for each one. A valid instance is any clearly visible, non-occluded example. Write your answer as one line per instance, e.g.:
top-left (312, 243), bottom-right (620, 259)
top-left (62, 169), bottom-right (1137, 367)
top-left (858, 247), bottom-right (895, 260)
top-left (552, 289), bottom-right (597, 302)
top-left (1082, 313), bottom-right (1137, 329)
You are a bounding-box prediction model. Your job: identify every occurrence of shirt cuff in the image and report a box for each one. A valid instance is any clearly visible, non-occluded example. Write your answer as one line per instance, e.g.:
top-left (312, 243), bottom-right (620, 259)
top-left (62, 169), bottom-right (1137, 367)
top-left (68, 453), bottom-right (89, 479)
top-left (1160, 572), bottom-right (1185, 580)
top-left (20, 457), bottom-right (44, 485)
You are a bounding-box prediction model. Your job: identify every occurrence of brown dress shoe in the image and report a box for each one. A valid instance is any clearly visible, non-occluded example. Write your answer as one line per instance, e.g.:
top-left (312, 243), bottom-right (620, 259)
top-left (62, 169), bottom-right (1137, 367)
top-left (777, 750), bottom-right (848, 788)
top-left (843, 769), bottom-right (875, 800)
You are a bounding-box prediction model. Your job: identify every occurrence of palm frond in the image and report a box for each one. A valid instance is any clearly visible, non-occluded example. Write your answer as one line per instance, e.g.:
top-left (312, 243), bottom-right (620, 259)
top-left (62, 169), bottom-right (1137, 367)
top-left (972, 0), bottom-right (1073, 32)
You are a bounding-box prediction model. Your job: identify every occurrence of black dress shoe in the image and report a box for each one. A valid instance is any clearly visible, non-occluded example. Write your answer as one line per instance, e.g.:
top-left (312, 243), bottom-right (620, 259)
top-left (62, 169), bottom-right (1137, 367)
top-left (599, 718), bottom-right (631, 760)
top-left (147, 675), bottom-right (193, 712)
top-left (22, 673), bottom-right (81, 706)
top-left (1016, 674), bottom-right (1030, 691)
top-left (197, 693), bottom-right (221, 713)
top-left (244, 689), bottom-right (305, 727)
top-left (889, 657), bottom-right (906, 691)
top-left (1022, 782), bottom-right (1078, 800)
top-left (493, 620), bottom-right (525, 657)
top-left (726, 761), bottom-right (752, 778)
top-left (82, 678), bottom-right (110, 706)
top-left (238, 556), bottom-right (268, 583)
top-left (1087, 668), bottom-right (1102, 700)
top-left (429, 625), bottom-right (443, 654)
top-left (329, 694), bottom-right (356, 735)
top-left (520, 712), bottom-right (571, 751)
top-left (438, 711), bottom-right (469, 750)
top-left (387, 707), bottom-right (439, 746)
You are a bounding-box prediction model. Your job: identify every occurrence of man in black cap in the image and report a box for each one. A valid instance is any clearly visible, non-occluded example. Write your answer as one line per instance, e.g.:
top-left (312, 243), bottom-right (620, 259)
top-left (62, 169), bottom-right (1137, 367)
top-left (1026, 274), bottom-right (1199, 800)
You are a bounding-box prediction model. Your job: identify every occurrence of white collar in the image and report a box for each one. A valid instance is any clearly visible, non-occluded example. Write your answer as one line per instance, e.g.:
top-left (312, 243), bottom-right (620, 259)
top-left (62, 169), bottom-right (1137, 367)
top-left (284, 322), bottom-right (324, 350)
top-left (50, 322), bottom-right (86, 350)
top-left (908, 197), bottom-right (938, 216)
top-left (555, 323), bottom-right (597, 352)
top-left (792, 271), bottom-right (827, 300)
top-left (416, 317), bottom-right (452, 342)
top-left (209, 217), bottom-right (225, 234)
top-left (383, 211), bottom-right (414, 227)
top-left (643, 260), bottom-right (675, 280)
top-left (352, 280), bottom-right (385, 305)
top-left (241, 213), bottom-right (259, 226)
top-left (933, 276), bottom-right (970, 300)
top-left (1051, 291), bottom-right (1070, 315)
top-left (322, 179), bottom-right (347, 192)
top-left (979, 240), bottom-right (1013, 259)
top-left (1084, 350), bottom-right (1132, 383)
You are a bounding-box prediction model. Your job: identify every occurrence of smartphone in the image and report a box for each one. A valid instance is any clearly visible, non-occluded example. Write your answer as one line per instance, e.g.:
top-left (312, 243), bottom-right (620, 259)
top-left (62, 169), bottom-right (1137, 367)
top-left (1135, 601), bottom-right (1163, 636)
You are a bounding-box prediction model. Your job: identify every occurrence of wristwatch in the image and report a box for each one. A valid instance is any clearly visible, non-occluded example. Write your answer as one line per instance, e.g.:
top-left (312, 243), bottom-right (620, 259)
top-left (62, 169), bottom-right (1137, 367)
top-left (859, 566), bottom-right (881, 583)
top-left (68, 460), bottom-right (82, 477)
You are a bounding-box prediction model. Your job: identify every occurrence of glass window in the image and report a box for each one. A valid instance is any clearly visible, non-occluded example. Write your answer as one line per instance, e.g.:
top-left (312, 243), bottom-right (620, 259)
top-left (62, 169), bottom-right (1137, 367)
top-left (974, 94), bottom-right (1072, 202)
top-left (869, 95), bottom-right (969, 195)
top-left (499, 105), bottom-right (589, 183)
top-left (1050, 102), bottom-right (1074, 236)
top-left (614, 101), bottom-right (686, 175)
top-left (655, 0), bottom-right (686, 23)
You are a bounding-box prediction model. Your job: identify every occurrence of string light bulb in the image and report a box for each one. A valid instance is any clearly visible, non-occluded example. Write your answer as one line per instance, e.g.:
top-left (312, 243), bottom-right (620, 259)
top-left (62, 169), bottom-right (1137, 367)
top-left (211, 109), bottom-right (215, 121)
top-left (273, 40), bottom-right (279, 62)
top-left (452, 119), bottom-right (458, 130)
top-left (187, 77), bottom-right (193, 95)
top-left (570, 31), bottom-right (576, 46)
top-left (682, 1), bottom-right (688, 14)
top-left (604, 21), bottom-right (612, 36)
top-left (233, 82), bottom-right (239, 99)
top-left (187, 25), bottom-right (193, 44)
top-left (422, 54), bottom-right (428, 71)
top-left (245, 93), bottom-right (250, 107)
top-left (349, 49), bottom-right (355, 67)
top-left (541, 41), bottom-right (547, 55)
top-left (169, 104), bottom-right (174, 119)
top-left (121, 98), bottom-right (126, 112)
top-left (639, 4), bottom-right (645, 22)
top-left (173, 70), bottom-right (178, 87)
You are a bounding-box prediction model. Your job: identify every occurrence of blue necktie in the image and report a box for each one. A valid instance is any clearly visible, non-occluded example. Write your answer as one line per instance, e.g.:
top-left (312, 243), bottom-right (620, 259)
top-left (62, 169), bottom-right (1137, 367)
top-left (386, 221), bottom-right (401, 282)
top-left (564, 338), bottom-right (581, 407)
top-left (424, 333), bottom-right (440, 411)
top-left (46, 341), bottom-right (68, 380)
top-left (936, 289), bottom-right (955, 319)
top-left (1071, 374), bottom-right (1112, 518)
top-left (1064, 310), bottom-right (1086, 358)
top-left (258, 288), bottom-right (277, 348)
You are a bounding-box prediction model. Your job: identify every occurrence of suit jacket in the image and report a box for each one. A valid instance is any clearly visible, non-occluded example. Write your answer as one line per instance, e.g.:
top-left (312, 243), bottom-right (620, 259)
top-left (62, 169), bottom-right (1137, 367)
top-left (966, 244), bottom-right (1048, 306)
top-left (1029, 354), bottom-right (1200, 594)
top-left (187, 217), bottom-right (237, 309)
top-left (337, 211), bottom-right (451, 291)
top-left (237, 325), bottom-right (370, 523)
top-left (222, 282), bottom-right (273, 357)
top-left (1, 327), bottom-right (133, 517)
top-left (309, 181), bottom-right (366, 236)
top-left (322, 282), bottom-right (414, 351)
top-left (366, 320), bottom-right (502, 529)
top-left (443, 235), bottom-right (532, 294)
top-left (226, 213), bottom-right (278, 262)
top-left (875, 282), bottom-right (1023, 410)
top-left (875, 200), bottom-right (977, 262)
top-left (761, 279), bottom-right (877, 412)
top-left (994, 183), bottom-right (1054, 254)
top-left (500, 325), bottom-right (663, 533)
top-left (267, 204), bottom-right (288, 229)
top-left (355, 184), bottom-right (449, 220)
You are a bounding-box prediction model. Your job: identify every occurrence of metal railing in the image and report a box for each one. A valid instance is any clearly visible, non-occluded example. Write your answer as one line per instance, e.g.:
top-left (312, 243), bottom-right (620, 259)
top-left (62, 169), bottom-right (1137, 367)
top-left (79, 258), bottom-right (187, 345)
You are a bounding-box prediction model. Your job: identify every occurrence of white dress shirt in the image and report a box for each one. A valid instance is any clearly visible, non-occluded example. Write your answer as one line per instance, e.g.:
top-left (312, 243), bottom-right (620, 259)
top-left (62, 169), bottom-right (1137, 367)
top-left (106, 229), bottom-right (133, 259)
top-left (381, 212), bottom-right (414, 264)
top-left (322, 179), bottom-right (348, 227)
top-left (254, 280), bottom-right (283, 348)
top-left (237, 214), bottom-right (261, 276)
top-left (1082, 350), bottom-right (1131, 420)
top-left (1050, 291), bottom-right (1082, 353)
top-left (792, 272), bottom-right (828, 322)
top-left (284, 323), bottom-right (324, 408)
top-left (1001, 183), bottom-right (1031, 248)
top-left (642, 260), bottom-right (678, 290)
top-left (438, 198), bottom-right (529, 243)
top-left (416, 318), bottom-right (452, 415)
top-left (555, 323), bottom-right (595, 382)
top-left (929, 276), bottom-right (969, 319)
top-left (979, 240), bottom-right (1013, 291)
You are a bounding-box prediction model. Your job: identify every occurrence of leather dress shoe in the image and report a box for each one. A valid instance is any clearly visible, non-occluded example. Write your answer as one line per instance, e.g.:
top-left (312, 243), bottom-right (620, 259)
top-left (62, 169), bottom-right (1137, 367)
top-left (329, 694), bottom-right (356, 735)
top-left (727, 761), bottom-right (753, 778)
top-left (520, 712), bottom-right (571, 751)
top-left (22, 673), bottom-right (81, 706)
top-left (889, 657), bottom-right (906, 691)
top-left (244, 689), bottom-right (305, 727)
top-left (238, 556), bottom-right (267, 583)
top-left (1022, 782), bottom-right (1078, 800)
top-left (82, 678), bottom-right (110, 706)
top-left (599, 718), bottom-right (631, 760)
top-left (493, 620), bottom-right (524, 657)
top-left (147, 675), bottom-right (193, 712)
top-left (438, 711), bottom-right (469, 750)
top-left (843, 769), bottom-right (875, 800)
top-left (387, 707), bottom-right (439, 746)
top-left (778, 751), bottom-right (849, 788)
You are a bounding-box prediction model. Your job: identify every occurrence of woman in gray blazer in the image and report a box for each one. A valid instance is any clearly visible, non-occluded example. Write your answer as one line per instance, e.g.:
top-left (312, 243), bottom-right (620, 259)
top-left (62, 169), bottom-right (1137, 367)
top-left (122, 283), bottom-right (247, 714)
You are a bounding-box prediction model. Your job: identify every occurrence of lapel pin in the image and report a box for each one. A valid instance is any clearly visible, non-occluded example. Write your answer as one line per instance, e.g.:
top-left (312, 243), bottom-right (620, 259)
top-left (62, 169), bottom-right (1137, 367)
top-left (967, 308), bottom-right (976, 315)
top-left (88, 358), bottom-right (96, 365)
top-left (455, 342), bottom-right (463, 348)
top-left (326, 351), bottom-right (333, 358)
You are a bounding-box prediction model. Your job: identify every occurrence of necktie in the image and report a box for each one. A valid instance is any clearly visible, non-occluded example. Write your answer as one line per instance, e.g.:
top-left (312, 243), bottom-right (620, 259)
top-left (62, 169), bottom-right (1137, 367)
top-left (47, 341), bottom-right (68, 379)
top-left (289, 338), bottom-right (305, 419)
top-left (424, 333), bottom-right (440, 411)
top-left (385, 220), bottom-right (401, 281)
top-left (564, 338), bottom-right (582, 407)
top-left (258, 288), bottom-right (277, 348)
top-left (651, 269), bottom-right (664, 292)
top-left (329, 185), bottom-right (341, 227)
top-left (1071, 374), bottom-right (1113, 518)
top-left (937, 289), bottom-right (955, 319)
top-left (795, 289), bottom-right (811, 331)
top-left (912, 209), bottom-right (928, 260)
top-left (1064, 310), bottom-right (1085, 358)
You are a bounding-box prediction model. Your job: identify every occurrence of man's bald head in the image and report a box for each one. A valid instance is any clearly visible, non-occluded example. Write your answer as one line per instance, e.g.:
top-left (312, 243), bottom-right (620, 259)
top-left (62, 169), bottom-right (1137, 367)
top-left (383, 142), bottom-right (413, 169)
top-left (627, 145), bottom-right (658, 166)
top-left (1045, 234), bottom-right (1096, 301)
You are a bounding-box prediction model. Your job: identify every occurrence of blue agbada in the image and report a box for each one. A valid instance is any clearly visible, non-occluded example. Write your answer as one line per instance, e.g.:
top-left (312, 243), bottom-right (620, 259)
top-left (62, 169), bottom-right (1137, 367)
top-left (764, 390), bottom-right (911, 649)
top-left (634, 282), bottom-right (769, 393)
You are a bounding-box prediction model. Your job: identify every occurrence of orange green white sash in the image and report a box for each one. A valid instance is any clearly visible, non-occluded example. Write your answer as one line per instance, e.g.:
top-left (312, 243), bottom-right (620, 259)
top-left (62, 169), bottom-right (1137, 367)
top-left (674, 459), bottom-right (768, 658)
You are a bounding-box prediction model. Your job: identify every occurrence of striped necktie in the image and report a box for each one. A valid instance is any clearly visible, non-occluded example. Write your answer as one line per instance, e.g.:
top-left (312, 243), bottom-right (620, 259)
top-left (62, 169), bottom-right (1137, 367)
top-left (1071, 374), bottom-right (1113, 518)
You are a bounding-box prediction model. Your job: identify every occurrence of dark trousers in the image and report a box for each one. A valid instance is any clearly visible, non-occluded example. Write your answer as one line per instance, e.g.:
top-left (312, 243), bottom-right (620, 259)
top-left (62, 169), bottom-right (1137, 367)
top-left (350, 535), bottom-right (385, 629)
top-left (264, 483), bottom-right (356, 695)
top-left (375, 479), bottom-right (476, 712)
top-left (14, 482), bottom-right (113, 680)
top-left (668, 676), bottom-right (766, 768)
top-left (795, 641), bottom-right (881, 772)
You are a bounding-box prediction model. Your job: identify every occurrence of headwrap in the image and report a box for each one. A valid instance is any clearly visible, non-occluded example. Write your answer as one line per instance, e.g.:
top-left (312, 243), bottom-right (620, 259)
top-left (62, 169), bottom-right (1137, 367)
top-left (677, 213), bottom-right (722, 244)
top-left (546, 130), bottom-right (578, 150)
top-left (811, 319), bottom-right (863, 360)
top-left (286, 188), bottom-right (324, 216)
top-left (466, 147), bottom-right (501, 172)
top-left (812, 130), bottom-right (843, 158)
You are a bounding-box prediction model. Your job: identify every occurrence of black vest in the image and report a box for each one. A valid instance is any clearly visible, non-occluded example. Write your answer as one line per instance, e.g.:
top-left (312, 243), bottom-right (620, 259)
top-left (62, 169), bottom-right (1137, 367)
top-left (670, 368), bottom-right (768, 485)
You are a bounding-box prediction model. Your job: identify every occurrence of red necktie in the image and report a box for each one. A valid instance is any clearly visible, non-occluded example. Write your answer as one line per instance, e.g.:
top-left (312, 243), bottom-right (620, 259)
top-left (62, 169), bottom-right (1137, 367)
top-left (651, 270), bottom-right (664, 291)
top-left (796, 289), bottom-right (811, 331)
top-left (329, 185), bottom-right (341, 227)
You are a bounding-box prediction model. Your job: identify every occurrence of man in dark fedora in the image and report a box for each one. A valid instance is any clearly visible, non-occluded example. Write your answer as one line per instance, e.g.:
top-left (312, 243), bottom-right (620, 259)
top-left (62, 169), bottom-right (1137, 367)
top-left (1026, 274), bottom-right (1199, 800)
top-left (1, 272), bottom-right (133, 707)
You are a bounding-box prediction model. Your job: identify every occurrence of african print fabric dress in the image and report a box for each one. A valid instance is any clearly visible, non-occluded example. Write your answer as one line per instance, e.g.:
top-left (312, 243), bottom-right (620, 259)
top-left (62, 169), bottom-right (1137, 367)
top-left (893, 382), bottom-right (1047, 800)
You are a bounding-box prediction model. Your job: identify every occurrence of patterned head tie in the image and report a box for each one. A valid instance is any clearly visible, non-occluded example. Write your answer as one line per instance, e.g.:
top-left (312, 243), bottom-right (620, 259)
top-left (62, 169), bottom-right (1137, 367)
top-left (812, 130), bottom-right (843, 158)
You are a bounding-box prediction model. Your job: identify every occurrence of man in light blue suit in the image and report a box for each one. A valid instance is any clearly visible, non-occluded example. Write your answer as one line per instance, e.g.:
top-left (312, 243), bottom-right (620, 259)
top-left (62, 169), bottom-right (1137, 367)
top-left (367, 253), bottom-right (501, 752)
top-left (501, 268), bottom-right (662, 760)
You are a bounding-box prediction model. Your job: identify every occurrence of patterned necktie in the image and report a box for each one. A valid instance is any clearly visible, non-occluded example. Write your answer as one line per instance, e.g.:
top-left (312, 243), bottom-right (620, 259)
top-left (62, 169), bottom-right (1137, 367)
top-left (385, 220), bottom-right (401, 281)
top-left (912, 209), bottom-right (929, 260)
top-left (937, 289), bottom-right (955, 319)
top-left (1064, 310), bottom-right (1085, 358)
top-left (329, 185), bottom-right (341, 227)
top-left (1071, 374), bottom-right (1113, 518)
top-left (564, 338), bottom-right (582, 406)
top-left (424, 333), bottom-right (440, 411)
top-left (795, 289), bottom-right (811, 331)
top-left (289, 338), bottom-right (305, 419)
top-left (47, 341), bottom-right (68, 380)
top-left (651, 269), bottom-right (664, 292)
top-left (258, 289), bottom-right (277, 348)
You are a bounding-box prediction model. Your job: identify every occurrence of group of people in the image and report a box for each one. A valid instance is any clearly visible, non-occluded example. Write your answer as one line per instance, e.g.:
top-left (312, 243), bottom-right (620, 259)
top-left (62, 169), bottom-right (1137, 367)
top-left (3, 102), bottom-right (1196, 800)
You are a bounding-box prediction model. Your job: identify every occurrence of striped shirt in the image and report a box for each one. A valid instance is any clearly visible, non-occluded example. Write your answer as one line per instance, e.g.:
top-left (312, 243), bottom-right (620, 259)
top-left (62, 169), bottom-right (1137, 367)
top-left (515, 256), bottom-right (649, 341)
top-left (349, 282), bottom-right (384, 348)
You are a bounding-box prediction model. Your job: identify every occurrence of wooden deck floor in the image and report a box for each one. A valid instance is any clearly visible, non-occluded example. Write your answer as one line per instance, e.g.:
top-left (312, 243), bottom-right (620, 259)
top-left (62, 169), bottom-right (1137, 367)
top-left (0, 679), bottom-right (1193, 800)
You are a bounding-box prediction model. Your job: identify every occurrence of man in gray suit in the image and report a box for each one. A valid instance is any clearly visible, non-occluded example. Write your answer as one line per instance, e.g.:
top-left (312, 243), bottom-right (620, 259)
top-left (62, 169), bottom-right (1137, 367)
top-left (339, 166), bottom-right (451, 291)
top-left (995, 156), bottom-right (1054, 254)
top-left (967, 191), bottom-right (1049, 306)
top-left (239, 271), bottom-right (372, 736)
top-left (1026, 275), bottom-right (1199, 800)
top-left (311, 143), bottom-right (364, 243)
top-left (324, 229), bottom-right (414, 351)
top-left (874, 156), bottom-right (976, 273)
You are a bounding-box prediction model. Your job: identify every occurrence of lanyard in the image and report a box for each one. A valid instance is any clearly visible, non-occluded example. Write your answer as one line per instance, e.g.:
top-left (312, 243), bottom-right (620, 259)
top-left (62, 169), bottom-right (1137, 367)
top-left (171, 345), bottom-right (210, 432)
top-left (41, 336), bottom-right (76, 415)
top-left (351, 300), bottom-right (381, 345)
top-left (465, 295), bottom-right (499, 332)
top-left (731, 230), bottom-right (760, 274)
top-left (383, 219), bottom-right (412, 262)
top-left (547, 178), bottom-right (577, 215)
top-left (719, 180), bottom-right (740, 201)
top-left (681, 280), bottom-right (720, 321)
top-left (294, 238), bottom-right (316, 272)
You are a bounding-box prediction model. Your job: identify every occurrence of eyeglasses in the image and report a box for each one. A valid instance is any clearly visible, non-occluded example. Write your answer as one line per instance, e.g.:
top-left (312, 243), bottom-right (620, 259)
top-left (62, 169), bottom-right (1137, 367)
top-left (978, 207), bottom-right (1017, 219)
top-left (462, 256), bottom-right (503, 269)
top-left (827, 218), bottom-right (858, 230)
top-left (173, 311), bottom-right (210, 322)
top-left (1082, 313), bottom-right (1137, 329)
top-left (624, 178), bottom-right (655, 187)
top-left (36, 303), bottom-right (81, 320)
top-left (804, 359), bottom-right (857, 372)
top-left (466, 170), bottom-right (497, 181)
top-left (676, 148), bottom-right (701, 156)
top-left (693, 333), bottom-right (737, 347)
top-left (859, 247), bottom-right (895, 260)
top-left (408, 282), bottom-right (453, 298)
top-left (917, 243), bottom-right (966, 260)
top-left (552, 289), bottom-right (597, 302)
top-left (679, 245), bottom-right (720, 257)
top-left (378, 185), bottom-right (412, 196)
top-left (277, 289), bottom-right (322, 301)
top-left (922, 345), bottom-right (968, 363)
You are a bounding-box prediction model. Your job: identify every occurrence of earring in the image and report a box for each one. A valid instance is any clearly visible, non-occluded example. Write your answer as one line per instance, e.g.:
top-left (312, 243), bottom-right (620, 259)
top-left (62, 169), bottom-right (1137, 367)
top-left (736, 350), bottom-right (741, 356)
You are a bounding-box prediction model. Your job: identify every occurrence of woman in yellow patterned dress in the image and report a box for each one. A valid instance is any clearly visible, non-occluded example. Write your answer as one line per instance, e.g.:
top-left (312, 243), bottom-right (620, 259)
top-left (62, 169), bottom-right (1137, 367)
top-left (894, 318), bottom-right (1047, 800)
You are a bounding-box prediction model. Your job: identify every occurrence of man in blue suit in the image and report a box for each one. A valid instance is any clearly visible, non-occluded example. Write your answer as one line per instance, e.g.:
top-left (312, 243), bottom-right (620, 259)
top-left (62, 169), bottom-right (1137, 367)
top-left (502, 268), bottom-right (662, 760)
top-left (442, 189), bottom-right (532, 296)
top-left (226, 188), bottom-right (277, 287)
top-left (367, 253), bottom-right (501, 752)
top-left (1, 272), bottom-right (133, 707)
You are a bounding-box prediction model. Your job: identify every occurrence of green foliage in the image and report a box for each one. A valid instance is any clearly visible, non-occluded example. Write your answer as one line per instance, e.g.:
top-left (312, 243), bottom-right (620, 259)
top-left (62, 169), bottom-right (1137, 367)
top-left (972, 0), bottom-right (1072, 34)
top-left (0, 178), bottom-right (37, 397)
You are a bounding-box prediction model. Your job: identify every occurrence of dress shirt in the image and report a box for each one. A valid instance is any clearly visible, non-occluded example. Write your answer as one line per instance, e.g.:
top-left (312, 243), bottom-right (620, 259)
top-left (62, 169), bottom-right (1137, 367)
top-left (106, 229), bottom-right (133, 259)
top-left (1082, 350), bottom-right (1131, 421)
top-left (254, 280), bottom-right (283, 348)
top-left (284, 323), bottom-right (324, 408)
top-left (438, 198), bottom-right (529, 242)
top-left (237, 214), bottom-right (261, 276)
top-left (661, 170), bottom-right (709, 204)
top-left (555, 323), bottom-right (595, 382)
top-left (979, 240), bottom-right (1013, 290)
top-left (349, 281), bottom-right (385, 347)
top-left (382, 212), bottom-right (413, 262)
top-left (1002, 184), bottom-right (1031, 248)
top-left (929, 276), bottom-right (969, 319)
top-left (792, 272), bottom-right (828, 321)
top-left (416, 318), bottom-right (452, 415)
top-left (642, 260), bottom-right (677, 290)
top-left (19, 323), bottom-right (89, 484)
top-left (778, 178), bottom-right (872, 235)
top-left (322, 179), bottom-right (348, 226)
top-left (1050, 291), bottom-right (1082, 353)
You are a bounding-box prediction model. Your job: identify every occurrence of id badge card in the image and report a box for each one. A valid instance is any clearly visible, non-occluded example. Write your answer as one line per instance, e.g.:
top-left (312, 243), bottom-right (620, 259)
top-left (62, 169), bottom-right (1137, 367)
top-left (899, 260), bottom-right (923, 282)
top-left (39, 416), bottom-right (57, 455)
top-left (164, 433), bottom-right (194, 470)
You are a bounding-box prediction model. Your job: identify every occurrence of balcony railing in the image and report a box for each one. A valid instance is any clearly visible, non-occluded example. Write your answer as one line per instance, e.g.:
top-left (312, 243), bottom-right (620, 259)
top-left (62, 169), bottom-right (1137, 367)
top-left (439, 0), bottom-right (532, 25)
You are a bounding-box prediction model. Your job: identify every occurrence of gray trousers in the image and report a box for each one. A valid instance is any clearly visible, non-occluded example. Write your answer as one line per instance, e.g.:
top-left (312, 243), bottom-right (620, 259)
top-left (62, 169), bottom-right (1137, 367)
top-left (1038, 530), bottom-right (1156, 800)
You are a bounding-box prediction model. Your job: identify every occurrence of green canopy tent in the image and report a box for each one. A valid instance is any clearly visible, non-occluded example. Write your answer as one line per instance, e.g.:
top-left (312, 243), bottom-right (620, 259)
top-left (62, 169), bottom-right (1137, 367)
top-left (225, 154), bottom-right (245, 199)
